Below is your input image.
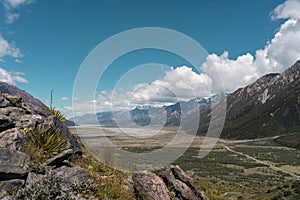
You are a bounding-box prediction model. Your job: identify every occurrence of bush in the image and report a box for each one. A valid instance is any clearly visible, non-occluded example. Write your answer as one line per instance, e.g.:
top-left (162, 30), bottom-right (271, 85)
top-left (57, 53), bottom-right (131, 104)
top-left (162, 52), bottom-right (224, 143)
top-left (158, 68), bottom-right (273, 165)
top-left (25, 127), bottom-right (68, 162)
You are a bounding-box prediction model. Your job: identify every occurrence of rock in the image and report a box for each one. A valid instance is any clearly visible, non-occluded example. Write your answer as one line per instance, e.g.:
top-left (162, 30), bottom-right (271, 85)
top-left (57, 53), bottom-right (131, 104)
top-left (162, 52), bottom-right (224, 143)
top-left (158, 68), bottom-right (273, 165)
top-left (0, 96), bottom-right (10, 108)
top-left (0, 179), bottom-right (24, 192)
top-left (0, 148), bottom-right (30, 181)
top-left (25, 172), bottom-right (45, 189)
top-left (124, 176), bottom-right (134, 192)
top-left (15, 114), bottom-right (44, 129)
top-left (0, 190), bottom-right (13, 200)
top-left (132, 170), bottom-right (170, 200)
top-left (0, 107), bottom-right (26, 122)
top-left (0, 128), bottom-right (23, 150)
top-left (161, 168), bottom-right (198, 200)
top-left (45, 149), bottom-right (73, 166)
top-left (0, 116), bottom-right (14, 132)
top-left (160, 165), bottom-right (209, 200)
top-left (54, 166), bottom-right (93, 185)
top-left (0, 82), bottom-right (46, 108)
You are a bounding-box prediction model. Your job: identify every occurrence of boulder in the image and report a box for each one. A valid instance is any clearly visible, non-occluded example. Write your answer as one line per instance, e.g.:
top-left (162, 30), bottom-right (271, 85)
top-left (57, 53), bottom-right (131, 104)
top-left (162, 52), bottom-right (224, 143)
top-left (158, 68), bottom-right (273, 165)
top-left (160, 165), bottom-right (209, 200)
top-left (0, 179), bottom-right (24, 192)
top-left (132, 170), bottom-right (170, 200)
top-left (54, 166), bottom-right (93, 185)
top-left (0, 128), bottom-right (23, 150)
top-left (25, 172), bottom-right (45, 189)
top-left (0, 116), bottom-right (14, 132)
top-left (0, 148), bottom-right (30, 181)
top-left (0, 190), bottom-right (13, 200)
top-left (45, 149), bottom-right (73, 166)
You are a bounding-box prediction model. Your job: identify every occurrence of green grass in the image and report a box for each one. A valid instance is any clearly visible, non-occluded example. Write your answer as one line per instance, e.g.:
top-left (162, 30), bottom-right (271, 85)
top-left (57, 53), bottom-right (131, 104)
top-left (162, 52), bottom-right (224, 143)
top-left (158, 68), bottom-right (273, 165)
top-left (274, 132), bottom-right (300, 150)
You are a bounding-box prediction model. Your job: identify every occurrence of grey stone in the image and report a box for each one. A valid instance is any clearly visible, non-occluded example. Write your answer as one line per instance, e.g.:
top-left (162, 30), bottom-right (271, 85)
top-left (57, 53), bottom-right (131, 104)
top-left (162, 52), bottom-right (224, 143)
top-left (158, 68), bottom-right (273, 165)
top-left (25, 172), bottom-right (45, 189)
top-left (0, 148), bottom-right (30, 181)
top-left (0, 179), bottom-right (24, 192)
top-left (132, 170), bottom-right (170, 200)
top-left (45, 149), bottom-right (73, 166)
top-left (54, 166), bottom-right (93, 185)
top-left (160, 165), bottom-right (209, 200)
top-left (0, 128), bottom-right (23, 150)
top-left (15, 114), bottom-right (44, 128)
top-left (0, 116), bottom-right (14, 132)
top-left (0, 190), bottom-right (13, 200)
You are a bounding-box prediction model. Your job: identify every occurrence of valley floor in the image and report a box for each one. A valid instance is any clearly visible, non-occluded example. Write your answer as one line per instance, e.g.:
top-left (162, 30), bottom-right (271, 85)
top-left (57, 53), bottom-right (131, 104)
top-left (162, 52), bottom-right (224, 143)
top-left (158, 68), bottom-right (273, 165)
top-left (69, 126), bottom-right (300, 199)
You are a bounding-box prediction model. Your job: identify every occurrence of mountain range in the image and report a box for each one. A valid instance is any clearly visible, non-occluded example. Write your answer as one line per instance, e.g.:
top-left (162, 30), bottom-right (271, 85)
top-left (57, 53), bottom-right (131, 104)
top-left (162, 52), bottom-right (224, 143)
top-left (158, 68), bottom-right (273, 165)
top-left (70, 60), bottom-right (300, 139)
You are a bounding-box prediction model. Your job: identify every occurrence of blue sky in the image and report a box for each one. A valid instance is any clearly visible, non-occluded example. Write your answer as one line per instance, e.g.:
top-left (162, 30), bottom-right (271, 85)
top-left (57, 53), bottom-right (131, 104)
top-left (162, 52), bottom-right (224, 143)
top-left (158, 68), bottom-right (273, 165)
top-left (1, 0), bottom-right (300, 117)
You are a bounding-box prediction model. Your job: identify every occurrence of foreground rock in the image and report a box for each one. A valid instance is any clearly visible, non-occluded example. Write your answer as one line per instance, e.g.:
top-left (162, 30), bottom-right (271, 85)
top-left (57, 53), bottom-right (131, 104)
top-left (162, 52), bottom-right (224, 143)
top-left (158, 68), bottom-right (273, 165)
top-left (0, 148), bottom-right (30, 181)
top-left (161, 165), bottom-right (209, 200)
top-left (132, 165), bottom-right (209, 200)
top-left (0, 92), bottom-right (81, 155)
top-left (132, 170), bottom-right (171, 200)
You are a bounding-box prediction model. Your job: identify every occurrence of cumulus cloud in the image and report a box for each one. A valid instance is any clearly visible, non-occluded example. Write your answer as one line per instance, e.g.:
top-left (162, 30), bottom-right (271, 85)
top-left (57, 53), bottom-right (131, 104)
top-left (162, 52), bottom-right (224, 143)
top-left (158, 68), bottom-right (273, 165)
top-left (68, 0), bottom-right (300, 116)
top-left (69, 66), bottom-right (213, 116)
top-left (201, 0), bottom-right (300, 93)
top-left (1, 0), bottom-right (34, 23)
top-left (0, 68), bottom-right (28, 85)
top-left (131, 66), bottom-right (212, 103)
top-left (0, 34), bottom-right (22, 60)
top-left (61, 97), bottom-right (69, 101)
top-left (271, 0), bottom-right (300, 20)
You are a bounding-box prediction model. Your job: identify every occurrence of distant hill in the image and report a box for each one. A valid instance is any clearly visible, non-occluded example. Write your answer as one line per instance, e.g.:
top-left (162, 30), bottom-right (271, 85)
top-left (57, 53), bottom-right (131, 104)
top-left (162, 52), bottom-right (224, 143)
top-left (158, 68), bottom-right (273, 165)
top-left (198, 60), bottom-right (300, 139)
top-left (0, 82), bottom-right (46, 108)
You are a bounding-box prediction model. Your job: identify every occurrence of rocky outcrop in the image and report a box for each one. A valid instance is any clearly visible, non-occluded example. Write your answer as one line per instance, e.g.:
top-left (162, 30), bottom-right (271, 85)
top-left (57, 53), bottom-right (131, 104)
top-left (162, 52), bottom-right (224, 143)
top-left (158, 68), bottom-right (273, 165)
top-left (0, 82), bottom-right (46, 108)
top-left (0, 147), bottom-right (92, 199)
top-left (0, 148), bottom-right (30, 181)
top-left (0, 93), bottom-right (81, 154)
top-left (131, 165), bottom-right (209, 200)
top-left (132, 170), bottom-right (171, 200)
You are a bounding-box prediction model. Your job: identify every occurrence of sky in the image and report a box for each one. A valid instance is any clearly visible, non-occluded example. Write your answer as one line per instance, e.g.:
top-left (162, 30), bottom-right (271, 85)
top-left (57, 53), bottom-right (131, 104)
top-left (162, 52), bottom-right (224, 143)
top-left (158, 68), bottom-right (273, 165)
top-left (1, 0), bottom-right (300, 117)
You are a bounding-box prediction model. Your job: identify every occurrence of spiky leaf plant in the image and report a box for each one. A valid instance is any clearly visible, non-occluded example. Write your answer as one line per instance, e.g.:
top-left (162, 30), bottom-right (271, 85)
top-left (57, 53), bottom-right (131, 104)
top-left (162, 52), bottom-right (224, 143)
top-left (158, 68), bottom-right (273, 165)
top-left (25, 127), bottom-right (68, 162)
top-left (48, 107), bottom-right (66, 122)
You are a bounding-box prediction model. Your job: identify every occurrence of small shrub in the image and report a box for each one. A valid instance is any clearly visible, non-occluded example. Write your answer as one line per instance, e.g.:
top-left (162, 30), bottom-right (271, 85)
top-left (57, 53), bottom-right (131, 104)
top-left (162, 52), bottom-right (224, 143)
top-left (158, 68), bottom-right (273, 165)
top-left (25, 127), bottom-right (68, 162)
top-left (49, 107), bottom-right (66, 122)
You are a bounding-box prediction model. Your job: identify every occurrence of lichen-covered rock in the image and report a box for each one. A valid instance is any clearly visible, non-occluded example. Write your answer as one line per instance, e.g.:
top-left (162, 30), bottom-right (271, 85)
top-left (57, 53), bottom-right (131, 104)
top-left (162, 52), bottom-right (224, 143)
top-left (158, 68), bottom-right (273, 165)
top-left (0, 179), bottom-right (25, 192)
top-left (160, 165), bottom-right (209, 200)
top-left (54, 166), bottom-right (93, 185)
top-left (0, 128), bottom-right (23, 150)
top-left (45, 149), bottom-right (73, 166)
top-left (0, 92), bottom-right (81, 155)
top-left (0, 148), bottom-right (30, 181)
top-left (0, 116), bottom-right (14, 132)
top-left (25, 172), bottom-right (45, 189)
top-left (132, 170), bottom-right (170, 200)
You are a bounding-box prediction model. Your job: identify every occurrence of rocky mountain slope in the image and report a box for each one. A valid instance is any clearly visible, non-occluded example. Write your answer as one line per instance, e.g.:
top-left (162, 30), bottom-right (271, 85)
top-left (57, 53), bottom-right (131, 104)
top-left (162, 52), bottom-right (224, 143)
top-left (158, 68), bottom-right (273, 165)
top-left (0, 82), bottom-right (46, 108)
top-left (198, 60), bottom-right (300, 139)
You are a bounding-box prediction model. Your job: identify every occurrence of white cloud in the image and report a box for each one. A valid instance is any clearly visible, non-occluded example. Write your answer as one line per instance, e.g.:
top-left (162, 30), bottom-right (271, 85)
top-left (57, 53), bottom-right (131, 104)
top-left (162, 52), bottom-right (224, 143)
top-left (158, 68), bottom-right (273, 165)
top-left (68, 0), bottom-right (300, 116)
top-left (61, 97), bottom-right (69, 101)
top-left (0, 34), bottom-right (22, 60)
top-left (271, 0), bottom-right (300, 20)
top-left (1, 0), bottom-right (34, 23)
top-left (201, 0), bottom-right (300, 93)
top-left (0, 68), bottom-right (27, 85)
top-left (131, 66), bottom-right (212, 103)
top-left (69, 66), bottom-right (213, 116)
